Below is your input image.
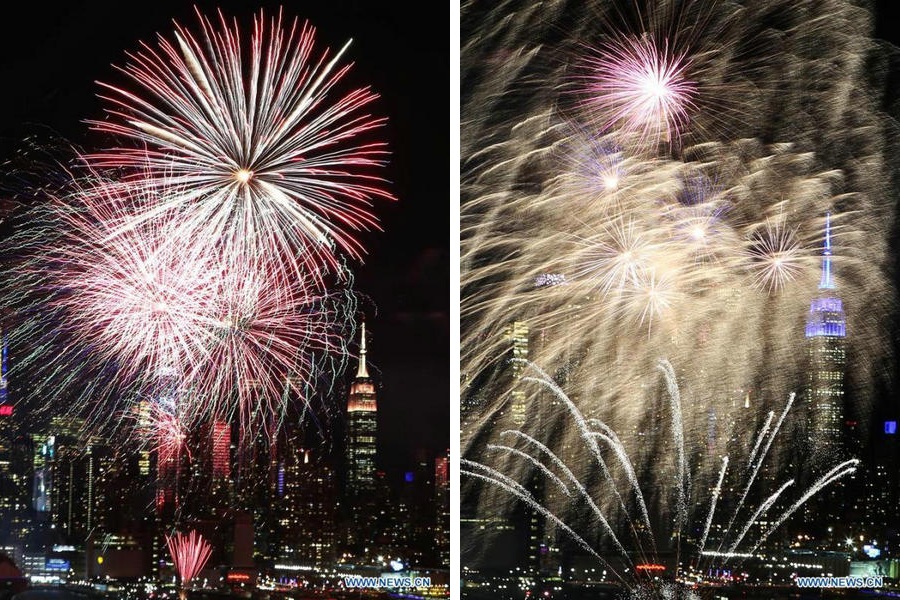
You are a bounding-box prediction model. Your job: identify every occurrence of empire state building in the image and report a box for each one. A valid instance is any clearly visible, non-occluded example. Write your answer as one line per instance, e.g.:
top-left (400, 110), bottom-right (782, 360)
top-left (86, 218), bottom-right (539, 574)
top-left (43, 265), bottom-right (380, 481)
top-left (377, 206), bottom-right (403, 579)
top-left (346, 321), bottom-right (377, 498)
top-left (804, 213), bottom-right (847, 460)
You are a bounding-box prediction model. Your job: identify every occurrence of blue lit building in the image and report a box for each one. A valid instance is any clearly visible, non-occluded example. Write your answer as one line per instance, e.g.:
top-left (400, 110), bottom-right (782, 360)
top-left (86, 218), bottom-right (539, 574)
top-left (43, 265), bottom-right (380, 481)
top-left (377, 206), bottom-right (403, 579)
top-left (804, 214), bottom-right (846, 460)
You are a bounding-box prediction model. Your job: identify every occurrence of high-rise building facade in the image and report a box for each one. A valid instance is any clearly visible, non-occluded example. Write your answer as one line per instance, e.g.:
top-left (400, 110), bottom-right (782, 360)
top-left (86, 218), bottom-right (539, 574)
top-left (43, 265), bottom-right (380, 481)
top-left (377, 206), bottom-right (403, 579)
top-left (796, 214), bottom-right (850, 543)
top-left (435, 450), bottom-right (450, 568)
top-left (503, 321), bottom-right (529, 428)
top-left (0, 328), bottom-right (8, 407)
top-left (235, 422), bottom-right (278, 563)
top-left (0, 332), bottom-right (30, 549)
top-left (346, 321), bottom-right (377, 498)
top-left (804, 214), bottom-right (846, 460)
top-left (276, 448), bottom-right (337, 568)
top-left (211, 420), bottom-right (231, 481)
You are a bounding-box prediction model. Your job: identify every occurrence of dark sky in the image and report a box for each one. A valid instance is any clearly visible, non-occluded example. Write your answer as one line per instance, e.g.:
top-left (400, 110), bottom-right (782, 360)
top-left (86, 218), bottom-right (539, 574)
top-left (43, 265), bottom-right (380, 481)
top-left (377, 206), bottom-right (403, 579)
top-left (876, 0), bottom-right (900, 46)
top-left (0, 2), bottom-right (449, 475)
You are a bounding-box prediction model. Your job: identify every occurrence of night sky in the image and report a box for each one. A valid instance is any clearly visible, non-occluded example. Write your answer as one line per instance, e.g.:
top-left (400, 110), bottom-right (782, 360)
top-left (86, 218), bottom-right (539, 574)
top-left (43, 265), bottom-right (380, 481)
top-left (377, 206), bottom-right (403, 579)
top-left (0, 2), bottom-right (448, 476)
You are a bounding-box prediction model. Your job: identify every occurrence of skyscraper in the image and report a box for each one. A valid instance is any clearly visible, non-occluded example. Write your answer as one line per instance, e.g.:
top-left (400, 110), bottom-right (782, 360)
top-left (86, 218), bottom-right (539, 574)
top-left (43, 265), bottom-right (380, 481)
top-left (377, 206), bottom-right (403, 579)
top-left (503, 321), bottom-right (529, 428)
top-left (276, 448), bottom-right (337, 568)
top-left (0, 331), bottom-right (30, 549)
top-left (0, 328), bottom-right (8, 407)
top-left (234, 421), bottom-right (278, 563)
top-left (346, 321), bottom-right (377, 498)
top-left (804, 213), bottom-right (847, 461)
top-left (211, 420), bottom-right (231, 481)
top-left (435, 450), bottom-right (450, 568)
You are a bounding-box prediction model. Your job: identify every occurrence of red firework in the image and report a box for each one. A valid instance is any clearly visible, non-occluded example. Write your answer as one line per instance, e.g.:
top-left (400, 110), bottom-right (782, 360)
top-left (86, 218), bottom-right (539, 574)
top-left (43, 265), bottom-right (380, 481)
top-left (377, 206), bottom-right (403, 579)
top-left (15, 173), bottom-right (353, 436)
top-left (166, 530), bottom-right (212, 585)
top-left (88, 8), bottom-right (394, 281)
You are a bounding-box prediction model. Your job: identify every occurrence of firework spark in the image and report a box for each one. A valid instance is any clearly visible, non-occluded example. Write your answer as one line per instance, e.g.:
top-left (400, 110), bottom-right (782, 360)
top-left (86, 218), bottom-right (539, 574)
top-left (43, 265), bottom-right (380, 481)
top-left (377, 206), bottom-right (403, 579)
top-left (573, 218), bottom-right (658, 296)
top-left (2, 172), bottom-right (355, 436)
top-left (746, 219), bottom-right (807, 293)
top-left (135, 396), bottom-right (189, 461)
top-left (88, 8), bottom-right (394, 280)
top-left (584, 34), bottom-right (696, 147)
top-left (167, 530), bottom-right (212, 585)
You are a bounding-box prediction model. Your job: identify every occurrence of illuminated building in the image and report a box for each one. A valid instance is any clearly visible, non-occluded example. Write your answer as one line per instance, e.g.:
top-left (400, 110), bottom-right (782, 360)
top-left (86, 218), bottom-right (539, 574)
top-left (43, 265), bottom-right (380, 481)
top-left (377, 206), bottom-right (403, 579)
top-left (795, 214), bottom-right (850, 542)
top-left (25, 416), bottom-right (122, 549)
top-left (0, 328), bottom-right (7, 406)
top-left (0, 332), bottom-right (30, 548)
top-left (135, 402), bottom-right (151, 478)
top-left (435, 450), bottom-right (450, 568)
top-left (31, 433), bottom-right (54, 516)
top-left (44, 418), bottom-right (87, 538)
top-left (804, 214), bottom-right (846, 459)
top-left (211, 420), bottom-right (231, 480)
top-left (346, 321), bottom-right (377, 498)
top-left (502, 321), bottom-right (545, 574)
top-left (503, 321), bottom-right (529, 427)
top-left (461, 320), bottom-right (542, 573)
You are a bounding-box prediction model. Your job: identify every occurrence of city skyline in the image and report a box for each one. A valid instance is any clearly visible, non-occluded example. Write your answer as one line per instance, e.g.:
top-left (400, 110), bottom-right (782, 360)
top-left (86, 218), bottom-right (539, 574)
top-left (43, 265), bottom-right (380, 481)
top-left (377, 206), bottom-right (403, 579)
top-left (0, 2), bottom-right (449, 598)
top-left (10, 1), bottom-right (900, 599)
top-left (0, 0), bottom-right (449, 478)
top-left (460, 0), bottom-right (900, 598)
top-left (0, 319), bottom-right (451, 586)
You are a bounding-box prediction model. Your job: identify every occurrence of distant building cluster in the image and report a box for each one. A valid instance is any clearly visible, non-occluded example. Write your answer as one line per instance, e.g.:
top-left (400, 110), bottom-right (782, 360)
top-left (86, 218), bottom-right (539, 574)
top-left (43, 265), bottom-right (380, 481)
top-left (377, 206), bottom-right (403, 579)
top-left (0, 321), bottom-right (449, 591)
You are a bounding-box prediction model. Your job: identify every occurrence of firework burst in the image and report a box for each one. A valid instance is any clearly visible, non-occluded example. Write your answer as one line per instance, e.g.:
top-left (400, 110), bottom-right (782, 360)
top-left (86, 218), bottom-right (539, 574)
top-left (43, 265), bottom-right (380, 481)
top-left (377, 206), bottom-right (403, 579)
top-left (2, 171), bottom-right (355, 437)
top-left (746, 218), bottom-right (808, 294)
top-left (1, 6), bottom-right (392, 481)
top-left (88, 8), bottom-right (393, 281)
top-left (167, 530), bottom-right (212, 585)
top-left (462, 1), bottom-right (895, 574)
top-left (583, 34), bottom-right (696, 147)
top-left (573, 218), bottom-right (658, 296)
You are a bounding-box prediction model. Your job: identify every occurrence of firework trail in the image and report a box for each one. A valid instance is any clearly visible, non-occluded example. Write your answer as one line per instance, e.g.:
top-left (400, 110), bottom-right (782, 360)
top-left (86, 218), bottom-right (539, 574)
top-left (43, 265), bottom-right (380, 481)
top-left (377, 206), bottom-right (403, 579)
top-left (166, 530), bottom-right (212, 585)
top-left (697, 456), bottom-right (728, 554)
top-left (462, 363), bottom-right (857, 594)
top-left (462, 0), bottom-right (895, 493)
top-left (87, 8), bottom-right (394, 282)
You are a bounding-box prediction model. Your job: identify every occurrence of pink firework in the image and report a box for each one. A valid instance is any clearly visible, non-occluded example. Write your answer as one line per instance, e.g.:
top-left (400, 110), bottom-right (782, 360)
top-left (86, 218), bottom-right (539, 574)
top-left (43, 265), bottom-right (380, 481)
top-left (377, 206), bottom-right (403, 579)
top-left (16, 173), bottom-right (353, 435)
top-left (88, 8), bottom-right (393, 281)
top-left (182, 251), bottom-right (350, 431)
top-left (167, 530), bottom-right (212, 585)
top-left (584, 34), bottom-right (696, 147)
top-left (133, 396), bottom-right (190, 461)
top-left (52, 190), bottom-right (221, 384)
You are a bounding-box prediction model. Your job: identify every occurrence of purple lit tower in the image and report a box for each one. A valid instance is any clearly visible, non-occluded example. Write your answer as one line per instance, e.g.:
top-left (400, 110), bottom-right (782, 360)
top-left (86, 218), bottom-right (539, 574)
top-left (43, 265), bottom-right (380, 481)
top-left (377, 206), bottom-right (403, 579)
top-left (804, 213), bottom-right (846, 459)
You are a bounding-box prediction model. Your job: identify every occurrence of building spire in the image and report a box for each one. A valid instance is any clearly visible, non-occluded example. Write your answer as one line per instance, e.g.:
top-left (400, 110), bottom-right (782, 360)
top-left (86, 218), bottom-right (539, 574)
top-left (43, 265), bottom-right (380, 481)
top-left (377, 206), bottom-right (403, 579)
top-left (819, 212), bottom-right (834, 290)
top-left (356, 320), bottom-right (369, 379)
